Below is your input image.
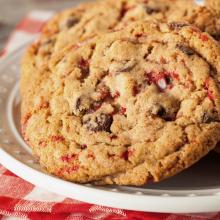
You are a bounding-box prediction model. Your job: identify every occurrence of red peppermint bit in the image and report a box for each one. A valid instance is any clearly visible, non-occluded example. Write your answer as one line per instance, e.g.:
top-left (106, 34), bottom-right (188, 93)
top-left (99, 87), bottom-right (110, 100)
top-left (39, 101), bottom-right (49, 109)
top-left (88, 152), bottom-right (95, 160)
top-left (21, 113), bottom-right (32, 136)
top-left (56, 169), bottom-right (63, 177)
top-left (171, 72), bottom-right (179, 81)
top-left (166, 84), bottom-right (173, 90)
top-left (61, 154), bottom-right (78, 163)
top-left (107, 152), bottom-right (116, 158)
top-left (65, 165), bottom-right (79, 174)
top-left (22, 113), bottom-right (32, 126)
top-left (119, 107), bottom-right (127, 115)
top-left (113, 91), bottom-right (120, 99)
top-left (39, 140), bottom-right (47, 147)
top-left (205, 79), bottom-right (214, 100)
top-left (200, 34), bottom-right (208, 42)
top-left (80, 144), bottom-right (87, 150)
top-left (146, 71), bottom-right (179, 90)
top-left (78, 58), bottom-right (89, 68)
top-left (51, 135), bottom-right (65, 142)
top-left (71, 165), bottom-right (79, 172)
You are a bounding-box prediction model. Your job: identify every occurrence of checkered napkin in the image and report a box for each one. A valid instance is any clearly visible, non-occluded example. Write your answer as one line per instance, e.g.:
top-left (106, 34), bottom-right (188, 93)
top-left (0, 10), bottom-right (220, 220)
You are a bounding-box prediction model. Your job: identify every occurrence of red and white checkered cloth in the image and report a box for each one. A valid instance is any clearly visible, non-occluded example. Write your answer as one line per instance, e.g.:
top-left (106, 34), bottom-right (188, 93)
top-left (0, 10), bottom-right (220, 220)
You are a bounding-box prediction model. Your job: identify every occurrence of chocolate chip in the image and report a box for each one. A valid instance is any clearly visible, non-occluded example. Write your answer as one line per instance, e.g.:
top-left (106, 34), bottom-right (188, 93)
top-left (201, 111), bottom-right (219, 123)
top-left (213, 34), bottom-right (220, 41)
top-left (157, 106), bottom-right (166, 118)
top-left (78, 59), bottom-right (90, 81)
top-left (65, 17), bottom-right (79, 28)
top-left (169, 22), bottom-right (189, 31)
top-left (75, 98), bottom-right (81, 110)
top-left (73, 96), bottom-right (90, 116)
top-left (83, 113), bottom-right (113, 132)
top-left (145, 6), bottom-right (160, 14)
top-left (152, 105), bottom-right (175, 121)
top-left (176, 44), bottom-right (194, 55)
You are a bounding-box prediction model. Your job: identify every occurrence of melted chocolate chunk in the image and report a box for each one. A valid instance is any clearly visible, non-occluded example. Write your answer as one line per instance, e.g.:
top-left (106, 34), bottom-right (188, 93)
top-left (73, 96), bottom-right (90, 116)
top-left (157, 106), bottom-right (166, 118)
top-left (78, 59), bottom-right (90, 81)
top-left (65, 17), bottom-right (80, 28)
top-left (145, 6), bottom-right (160, 14)
top-left (75, 98), bottom-right (81, 110)
top-left (176, 44), bottom-right (194, 55)
top-left (152, 105), bottom-right (176, 121)
top-left (201, 111), bottom-right (219, 123)
top-left (83, 113), bottom-right (113, 132)
top-left (169, 22), bottom-right (189, 31)
top-left (213, 34), bottom-right (220, 41)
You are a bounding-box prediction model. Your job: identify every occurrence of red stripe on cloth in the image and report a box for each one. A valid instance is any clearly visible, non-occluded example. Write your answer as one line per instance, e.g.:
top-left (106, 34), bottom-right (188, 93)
top-left (0, 175), bottom-right (34, 198)
top-left (0, 197), bottom-right (21, 211)
top-left (28, 212), bottom-right (71, 220)
top-left (0, 165), bottom-right (8, 175)
top-left (3, 169), bottom-right (18, 177)
top-left (126, 211), bottom-right (171, 220)
top-left (16, 18), bottom-right (45, 34)
top-left (14, 200), bottom-right (54, 213)
top-left (52, 202), bottom-right (92, 213)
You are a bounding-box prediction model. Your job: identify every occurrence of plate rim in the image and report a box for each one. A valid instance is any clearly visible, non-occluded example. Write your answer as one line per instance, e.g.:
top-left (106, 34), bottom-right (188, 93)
top-left (1, 147), bottom-right (220, 213)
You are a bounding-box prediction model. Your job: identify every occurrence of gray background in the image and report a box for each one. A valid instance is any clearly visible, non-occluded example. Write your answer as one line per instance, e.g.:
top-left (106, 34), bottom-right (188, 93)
top-left (0, 0), bottom-right (90, 51)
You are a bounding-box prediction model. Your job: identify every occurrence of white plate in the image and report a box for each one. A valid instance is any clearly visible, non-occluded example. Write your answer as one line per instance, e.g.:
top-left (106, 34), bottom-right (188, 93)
top-left (1, 41), bottom-right (220, 214)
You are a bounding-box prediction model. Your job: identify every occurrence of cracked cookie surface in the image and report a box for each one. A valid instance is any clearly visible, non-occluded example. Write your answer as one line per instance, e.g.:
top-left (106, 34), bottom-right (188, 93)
top-left (21, 21), bottom-right (220, 185)
top-left (21, 0), bottom-right (220, 97)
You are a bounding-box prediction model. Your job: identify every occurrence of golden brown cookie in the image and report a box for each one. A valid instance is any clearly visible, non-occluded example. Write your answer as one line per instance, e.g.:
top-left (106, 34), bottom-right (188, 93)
top-left (21, 0), bottom-right (220, 96)
top-left (21, 21), bottom-right (220, 185)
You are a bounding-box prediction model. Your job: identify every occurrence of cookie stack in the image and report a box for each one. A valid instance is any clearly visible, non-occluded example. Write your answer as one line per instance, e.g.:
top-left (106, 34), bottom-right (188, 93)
top-left (20, 0), bottom-right (220, 185)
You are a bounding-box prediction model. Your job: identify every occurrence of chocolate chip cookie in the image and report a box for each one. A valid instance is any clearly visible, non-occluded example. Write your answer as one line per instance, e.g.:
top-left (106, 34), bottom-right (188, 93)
top-left (21, 0), bottom-right (220, 97)
top-left (21, 21), bottom-right (220, 185)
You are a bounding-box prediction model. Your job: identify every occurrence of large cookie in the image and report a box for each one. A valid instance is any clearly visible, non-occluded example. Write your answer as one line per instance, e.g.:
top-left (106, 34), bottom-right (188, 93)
top-left (21, 0), bottom-right (220, 96)
top-left (21, 21), bottom-right (220, 185)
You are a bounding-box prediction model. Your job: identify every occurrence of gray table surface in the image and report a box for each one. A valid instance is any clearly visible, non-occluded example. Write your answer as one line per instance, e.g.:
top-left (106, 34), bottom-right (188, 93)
top-left (0, 0), bottom-right (91, 51)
